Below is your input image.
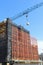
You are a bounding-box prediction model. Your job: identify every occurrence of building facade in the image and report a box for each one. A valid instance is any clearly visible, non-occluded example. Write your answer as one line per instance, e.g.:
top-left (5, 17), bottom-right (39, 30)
top-left (0, 18), bottom-right (39, 63)
top-left (31, 37), bottom-right (39, 60)
top-left (12, 22), bottom-right (32, 60)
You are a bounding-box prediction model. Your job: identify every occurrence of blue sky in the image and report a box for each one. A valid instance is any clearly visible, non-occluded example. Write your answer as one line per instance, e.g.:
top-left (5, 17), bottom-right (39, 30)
top-left (0, 0), bottom-right (43, 53)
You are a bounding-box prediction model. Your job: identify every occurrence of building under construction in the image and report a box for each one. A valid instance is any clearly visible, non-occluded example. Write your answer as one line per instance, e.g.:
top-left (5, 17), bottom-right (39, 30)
top-left (0, 18), bottom-right (39, 65)
top-left (31, 37), bottom-right (39, 60)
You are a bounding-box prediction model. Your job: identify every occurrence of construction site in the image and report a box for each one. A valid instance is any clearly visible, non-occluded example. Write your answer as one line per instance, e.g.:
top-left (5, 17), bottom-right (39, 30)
top-left (0, 18), bottom-right (39, 65)
top-left (0, 2), bottom-right (43, 65)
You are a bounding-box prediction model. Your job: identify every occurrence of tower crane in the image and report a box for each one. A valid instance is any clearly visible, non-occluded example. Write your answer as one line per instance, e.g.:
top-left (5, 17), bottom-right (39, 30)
top-left (10, 2), bottom-right (43, 21)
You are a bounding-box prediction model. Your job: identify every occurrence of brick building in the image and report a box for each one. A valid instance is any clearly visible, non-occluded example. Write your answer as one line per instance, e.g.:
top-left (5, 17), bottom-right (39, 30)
top-left (12, 22), bottom-right (32, 60)
top-left (0, 18), bottom-right (39, 64)
top-left (31, 37), bottom-right (39, 60)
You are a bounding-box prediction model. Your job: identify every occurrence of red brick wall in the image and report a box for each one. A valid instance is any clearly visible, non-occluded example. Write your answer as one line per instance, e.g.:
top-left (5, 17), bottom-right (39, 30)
top-left (31, 37), bottom-right (39, 60)
top-left (11, 25), bottom-right (32, 60)
top-left (12, 26), bottom-right (18, 59)
top-left (11, 25), bottom-right (39, 60)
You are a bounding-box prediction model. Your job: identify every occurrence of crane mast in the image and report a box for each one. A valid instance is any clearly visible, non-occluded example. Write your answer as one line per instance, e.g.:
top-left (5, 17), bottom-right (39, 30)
top-left (11, 2), bottom-right (43, 20)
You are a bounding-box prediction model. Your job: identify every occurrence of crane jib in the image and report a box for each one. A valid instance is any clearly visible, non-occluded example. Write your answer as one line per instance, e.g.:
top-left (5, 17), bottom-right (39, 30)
top-left (11, 2), bottom-right (43, 20)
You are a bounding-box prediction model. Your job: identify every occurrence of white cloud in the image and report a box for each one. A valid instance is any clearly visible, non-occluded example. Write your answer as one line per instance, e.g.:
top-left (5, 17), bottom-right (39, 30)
top-left (37, 40), bottom-right (43, 54)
